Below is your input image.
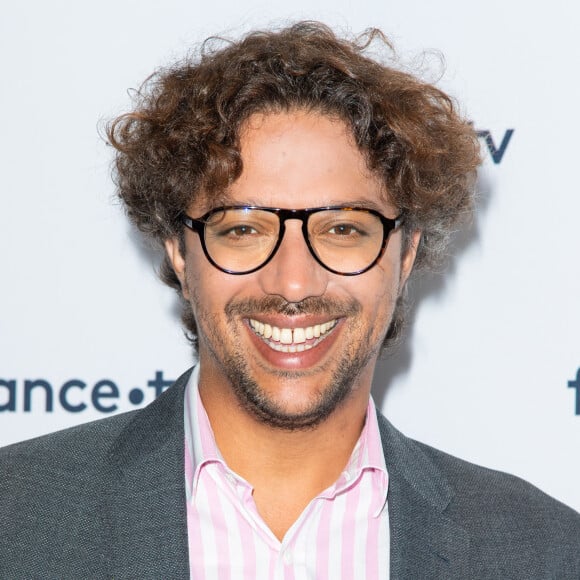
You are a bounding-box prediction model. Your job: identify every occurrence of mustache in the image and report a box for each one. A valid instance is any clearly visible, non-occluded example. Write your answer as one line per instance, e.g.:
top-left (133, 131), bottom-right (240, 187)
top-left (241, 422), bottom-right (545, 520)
top-left (225, 295), bottom-right (361, 318)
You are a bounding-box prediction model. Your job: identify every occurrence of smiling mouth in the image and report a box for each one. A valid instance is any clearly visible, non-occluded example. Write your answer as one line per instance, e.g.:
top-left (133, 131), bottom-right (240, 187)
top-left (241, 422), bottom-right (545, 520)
top-left (248, 318), bottom-right (338, 353)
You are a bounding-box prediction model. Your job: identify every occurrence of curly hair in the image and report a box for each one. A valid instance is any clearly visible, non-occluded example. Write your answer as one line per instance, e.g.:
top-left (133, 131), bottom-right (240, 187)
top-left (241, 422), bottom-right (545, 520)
top-left (107, 21), bottom-right (481, 350)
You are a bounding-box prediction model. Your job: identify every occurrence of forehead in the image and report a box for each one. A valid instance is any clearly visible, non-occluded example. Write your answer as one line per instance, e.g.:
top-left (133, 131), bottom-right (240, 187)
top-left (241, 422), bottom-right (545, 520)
top-left (218, 110), bottom-right (391, 212)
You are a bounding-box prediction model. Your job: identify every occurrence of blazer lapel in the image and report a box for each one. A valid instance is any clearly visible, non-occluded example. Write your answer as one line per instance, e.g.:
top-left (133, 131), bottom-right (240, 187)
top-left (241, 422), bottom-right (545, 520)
top-left (104, 369), bottom-right (193, 579)
top-left (377, 413), bottom-right (470, 579)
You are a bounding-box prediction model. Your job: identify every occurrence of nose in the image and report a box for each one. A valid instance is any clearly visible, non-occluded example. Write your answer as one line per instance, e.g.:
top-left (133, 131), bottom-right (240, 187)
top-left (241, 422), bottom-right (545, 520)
top-left (256, 220), bottom-right (328, 302)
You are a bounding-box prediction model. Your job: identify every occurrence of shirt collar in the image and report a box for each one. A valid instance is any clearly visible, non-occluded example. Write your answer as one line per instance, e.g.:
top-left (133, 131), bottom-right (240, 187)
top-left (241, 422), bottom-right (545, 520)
top-left (184, 364), bottom-right (227, 501)
top-left (184, 364), bottom-right (389, 515)
top-left (316, 395), bottom-right (389, 516)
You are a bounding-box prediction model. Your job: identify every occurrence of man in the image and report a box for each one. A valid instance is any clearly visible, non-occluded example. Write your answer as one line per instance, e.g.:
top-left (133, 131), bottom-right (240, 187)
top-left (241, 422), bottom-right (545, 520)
top-left (1, 22), bottom-right (579, 579)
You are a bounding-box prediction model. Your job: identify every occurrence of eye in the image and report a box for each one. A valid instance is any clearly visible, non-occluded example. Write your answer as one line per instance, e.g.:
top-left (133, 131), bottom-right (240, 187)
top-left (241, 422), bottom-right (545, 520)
top-left (208, 219), bottom-right (272, 247)
top-left (210, 218), bottom-right (263, 239)
top-left (312, 213), bottom-right (376, 248)
top-left (328, 223), bottom-right (362, 236)
top-left (324, 220), bottom-right (371, 239)
top-left (222, 224), bottom-right (258, 237)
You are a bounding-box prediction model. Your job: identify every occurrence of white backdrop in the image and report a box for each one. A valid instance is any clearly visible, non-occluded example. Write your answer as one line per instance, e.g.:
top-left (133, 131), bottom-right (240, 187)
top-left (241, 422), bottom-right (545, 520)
top-left (1, 0), bottom-right (579, 513)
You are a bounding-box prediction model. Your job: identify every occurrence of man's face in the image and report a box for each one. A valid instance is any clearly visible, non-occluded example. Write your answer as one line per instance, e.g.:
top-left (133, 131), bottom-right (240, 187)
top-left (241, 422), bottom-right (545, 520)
top-left (166, 110), bottom-right (418, 430)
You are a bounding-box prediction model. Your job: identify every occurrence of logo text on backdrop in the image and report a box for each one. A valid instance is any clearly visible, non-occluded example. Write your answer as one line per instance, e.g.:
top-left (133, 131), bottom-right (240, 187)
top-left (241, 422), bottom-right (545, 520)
top-left (0, 371), bottom-right (174, 413)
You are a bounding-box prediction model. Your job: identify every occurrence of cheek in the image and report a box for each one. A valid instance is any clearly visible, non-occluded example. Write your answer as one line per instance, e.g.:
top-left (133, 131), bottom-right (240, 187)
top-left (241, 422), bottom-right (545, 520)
top-left (370, 283), bottom-right (399, 328)
top-left (187, 268), bottom-right (218, 317)
top-left (360, 260), bottom-right (403, 339)
top-left (340, 266), bottom-right (399, 328)
top-left (183, 251), bottom-right (217, 320)
top-left (185, 256), bottom-right (247, 328)
top-left (371, 252), bottom-right (402, 303)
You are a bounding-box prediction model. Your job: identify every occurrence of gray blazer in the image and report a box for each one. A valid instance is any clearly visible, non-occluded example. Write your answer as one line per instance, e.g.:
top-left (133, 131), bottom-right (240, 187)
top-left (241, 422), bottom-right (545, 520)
top-left (1, 368), bottom-right (579, 579)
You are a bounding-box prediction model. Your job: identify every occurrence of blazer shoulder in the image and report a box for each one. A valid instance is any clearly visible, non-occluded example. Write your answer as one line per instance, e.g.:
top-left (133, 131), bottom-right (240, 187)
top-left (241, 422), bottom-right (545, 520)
top-left (417, 440), bottom-right (580, 520)
top-left (0, 368), bottom-right (192, 579)
top-left (377, 413), bottom-right (580, 575)
top-left (0, 366), bottom-right (192, 477)
top-left (0, 409), bottom-right (138, 473)
top-left (377, 412), bottom-right (580, 529)
top-left (416, 439), bottom-right (580, 571)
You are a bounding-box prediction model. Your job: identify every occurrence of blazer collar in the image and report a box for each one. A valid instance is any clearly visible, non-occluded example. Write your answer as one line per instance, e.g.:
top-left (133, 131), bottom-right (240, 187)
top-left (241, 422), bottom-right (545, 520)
top-left (104, 368), bottom-right (193, 579)
top-left (377, 413), bottom-right (470, 579)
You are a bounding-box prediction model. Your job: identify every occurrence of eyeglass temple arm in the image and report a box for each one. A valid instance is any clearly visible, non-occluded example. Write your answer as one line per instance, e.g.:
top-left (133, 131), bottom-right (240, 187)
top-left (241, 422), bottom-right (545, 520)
top-left (182, 215), bottom-right (204, 233)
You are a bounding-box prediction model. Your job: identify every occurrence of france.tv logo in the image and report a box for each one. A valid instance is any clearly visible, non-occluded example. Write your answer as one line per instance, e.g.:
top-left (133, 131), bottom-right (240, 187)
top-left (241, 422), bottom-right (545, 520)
top-left (568, 368), bottom-right (580, 416)
top-left (476, 128), bottom-right (514, 164)
top-left (0, 371), bottom-right (174, 414)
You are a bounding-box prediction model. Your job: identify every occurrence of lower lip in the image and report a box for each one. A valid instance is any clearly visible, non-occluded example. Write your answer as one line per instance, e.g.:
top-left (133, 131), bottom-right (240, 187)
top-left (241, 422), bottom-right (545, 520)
top-left (246, 320), bottom-right (343, 370)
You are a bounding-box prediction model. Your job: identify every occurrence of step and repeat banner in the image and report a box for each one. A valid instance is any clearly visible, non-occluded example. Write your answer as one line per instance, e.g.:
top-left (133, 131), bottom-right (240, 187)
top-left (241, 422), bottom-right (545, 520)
top-left (1, 1), bottom-right (578, 512)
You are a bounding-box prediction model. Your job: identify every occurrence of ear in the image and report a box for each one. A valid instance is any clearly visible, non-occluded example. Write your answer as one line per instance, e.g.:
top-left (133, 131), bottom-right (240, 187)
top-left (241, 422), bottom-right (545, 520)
top-left (164, 237), bottom-right (189, 299)
top-left (399, 230), bottom-right (422, 289)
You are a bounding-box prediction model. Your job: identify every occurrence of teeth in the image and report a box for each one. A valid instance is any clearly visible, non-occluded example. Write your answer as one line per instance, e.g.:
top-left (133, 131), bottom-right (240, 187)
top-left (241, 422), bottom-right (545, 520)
top-left (280, 328), bottom-right (293, 344)
top-left (293, 328), bottom-right (306, 343)
top-left (269, 342), bottom-right (314, 353)
top-left (249, 318), bottom-right (337, 350)
top-left (263, 324), bottom-right (272, 339)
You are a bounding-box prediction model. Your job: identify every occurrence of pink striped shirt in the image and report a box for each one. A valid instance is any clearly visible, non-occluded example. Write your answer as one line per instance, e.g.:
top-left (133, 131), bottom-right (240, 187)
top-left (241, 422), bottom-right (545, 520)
top-left (184, 365), bottom-right (390, 579)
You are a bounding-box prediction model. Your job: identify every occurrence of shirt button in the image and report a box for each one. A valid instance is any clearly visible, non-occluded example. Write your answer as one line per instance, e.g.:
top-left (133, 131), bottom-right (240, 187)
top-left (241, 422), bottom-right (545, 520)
top-left (283, 550), bottom-right (292, 566)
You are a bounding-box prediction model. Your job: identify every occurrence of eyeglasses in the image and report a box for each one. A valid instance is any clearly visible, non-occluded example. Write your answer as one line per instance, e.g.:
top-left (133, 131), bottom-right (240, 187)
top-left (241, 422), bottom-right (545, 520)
top-left (182, 205), bottom-right (404, 276)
